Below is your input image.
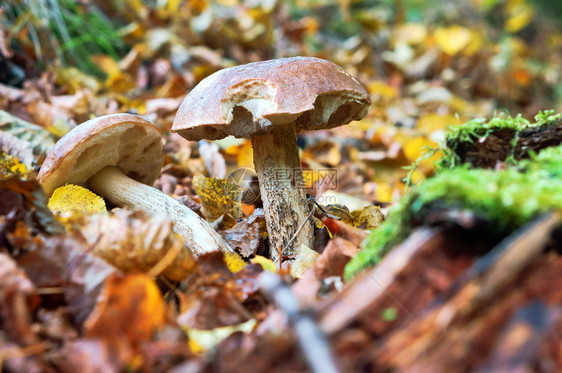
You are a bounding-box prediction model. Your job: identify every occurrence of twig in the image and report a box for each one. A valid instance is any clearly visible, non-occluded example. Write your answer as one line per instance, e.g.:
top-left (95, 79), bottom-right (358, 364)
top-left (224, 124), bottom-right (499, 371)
top-left (259, 272), bottom-right (340, 373)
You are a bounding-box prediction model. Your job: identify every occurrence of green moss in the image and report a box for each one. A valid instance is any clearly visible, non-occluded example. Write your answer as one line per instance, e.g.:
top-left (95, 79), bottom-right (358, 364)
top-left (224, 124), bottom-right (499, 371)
top-left (344, 143), bottom-right (562, 280)
top-left (437, 110), bottom-right (561, 170)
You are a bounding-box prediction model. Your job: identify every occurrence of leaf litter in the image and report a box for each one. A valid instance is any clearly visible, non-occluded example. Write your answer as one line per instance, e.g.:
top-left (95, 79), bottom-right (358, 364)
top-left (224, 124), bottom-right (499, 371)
top-left (1, 0), bottom-right (562, 371)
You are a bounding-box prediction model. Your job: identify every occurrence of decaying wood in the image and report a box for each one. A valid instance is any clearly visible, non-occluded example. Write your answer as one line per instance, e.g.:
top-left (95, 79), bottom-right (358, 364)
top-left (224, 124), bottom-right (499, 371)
top-left (452, 120), bottom-right (562, 168)
top-left (319, 228), bottom-right (476, 336)
top-left (369, 212), bottom-right (561, 372)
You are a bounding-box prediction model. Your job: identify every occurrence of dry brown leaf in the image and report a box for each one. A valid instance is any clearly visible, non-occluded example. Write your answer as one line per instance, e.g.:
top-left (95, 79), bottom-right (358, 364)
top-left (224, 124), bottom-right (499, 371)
top-left (0, 252), bottom-right (37, 345)
top-left (220, 208), bottom-right (265, 258)
top-left (69, 209), bottom-right (195, 282)
top-left (177, 252), bottom-right (258, 330)
top-left (324, 204), bottom-right (383, 230)
top-left (0, 175), bottom-right (64, 238)
top-left (315, 237), bottom-right (359, 279)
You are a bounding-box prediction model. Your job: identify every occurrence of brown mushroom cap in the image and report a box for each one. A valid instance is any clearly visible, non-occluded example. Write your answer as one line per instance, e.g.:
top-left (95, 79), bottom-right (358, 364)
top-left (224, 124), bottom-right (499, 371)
top-left (172, 57), bottom-right (371, 141)
top-left (38, 114), bottom-right (164, 197)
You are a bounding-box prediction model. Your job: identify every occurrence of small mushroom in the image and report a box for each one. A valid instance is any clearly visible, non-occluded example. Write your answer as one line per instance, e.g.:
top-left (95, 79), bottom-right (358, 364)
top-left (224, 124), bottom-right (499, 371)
top-left (38, 113), bottom-right (231, 257)
top-left (172, 57), bottom-right (370, 261)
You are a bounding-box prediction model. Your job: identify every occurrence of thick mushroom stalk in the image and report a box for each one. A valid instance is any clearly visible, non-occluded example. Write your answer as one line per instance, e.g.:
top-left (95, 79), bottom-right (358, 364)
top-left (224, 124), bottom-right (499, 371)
top-left (252, 126), bottom-right (313, 260)
top-left (88, 166), bottom-right (230, 256)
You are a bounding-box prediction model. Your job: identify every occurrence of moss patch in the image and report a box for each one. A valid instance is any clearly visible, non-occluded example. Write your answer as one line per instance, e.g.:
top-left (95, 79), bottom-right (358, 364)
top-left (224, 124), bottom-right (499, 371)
top-left (345, 138), bottom-right (562, 281)
top-left (438, 110), bottom-right (562, 169)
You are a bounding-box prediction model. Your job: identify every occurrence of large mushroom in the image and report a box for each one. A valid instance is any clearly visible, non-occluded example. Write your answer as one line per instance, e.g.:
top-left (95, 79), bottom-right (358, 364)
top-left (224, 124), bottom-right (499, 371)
top-left (38, 113), bottom-right (231, 257)
top-left (172, 57), bottom-right (370, 261)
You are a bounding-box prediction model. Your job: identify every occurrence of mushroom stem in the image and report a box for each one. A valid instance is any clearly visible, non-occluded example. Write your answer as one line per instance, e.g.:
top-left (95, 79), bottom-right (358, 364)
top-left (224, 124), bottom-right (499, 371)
top-left (88, 166), bottom-right (232, 257)
top-left (252, 126), bottom-right (313, 261)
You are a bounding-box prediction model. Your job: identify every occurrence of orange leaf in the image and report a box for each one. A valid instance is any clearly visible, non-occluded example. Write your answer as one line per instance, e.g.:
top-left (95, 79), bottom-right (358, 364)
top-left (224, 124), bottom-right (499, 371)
top-left (84, 273), bottom-right (166, 347)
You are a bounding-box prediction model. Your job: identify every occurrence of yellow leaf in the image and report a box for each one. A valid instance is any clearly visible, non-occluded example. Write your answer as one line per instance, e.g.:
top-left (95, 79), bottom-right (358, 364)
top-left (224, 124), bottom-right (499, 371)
top-left (105, 70), bottom-right (137, 94)
top-left (463, 30), bottom-right (484, 56)
top-left (375, 183), bottom-right (393, 203)
top-left (392, 23), bottom-right (427, 46)
top-left (192, 174), bottom-right (243, 224)
top-left (85, 273), bottom-right (166, 344)
top-left (235, 140), bottom-right (254, 170)
top-left (48, 185), bottom-right (106, 215)
top-left (417, 113), bottom-right (458, 134)
top-left (290, 244), bottom-right (319, 278)
top-left (434, 26), bottom-right (472, 55)
top-left (0, 152), bottom-right (33, 180)
top-left (251, 255), bottom-right (276, 272)
top-left (399, 136), bottom-right (439, 164)
top-left (185, 319), bottom-right (256, 353)
top-left (91, 55), bottom-right (121, 75)
top-left (54, 66), bottom-right (101, 94)
top-left (367, 80), bottom-right (398, 99)
top-left (224, 252), bottom-right (247, 273)
top-left (349, 205), bottom-right (384, 230)
top-left (505, 0), bottom-right (534, 33)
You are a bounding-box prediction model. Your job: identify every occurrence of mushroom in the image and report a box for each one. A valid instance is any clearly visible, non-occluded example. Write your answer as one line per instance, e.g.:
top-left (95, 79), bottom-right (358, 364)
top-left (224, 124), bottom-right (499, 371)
top-left (38, 113), bottom-right (231, 257)
top-left (172, 57), bottom-right (370, 261)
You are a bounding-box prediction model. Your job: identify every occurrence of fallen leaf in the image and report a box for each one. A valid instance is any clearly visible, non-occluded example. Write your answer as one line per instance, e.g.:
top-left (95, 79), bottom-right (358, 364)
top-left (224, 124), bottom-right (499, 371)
top-left (224, 252), bottom-right (247, 273)
top-left (303, 140), bottom-right (342, 167)
top-left (220, 208), bottom-right (265, 257)
top-left (290, 243), bottom-right (319, 278)
top-left (55, 339), bottom-right (120, 373)
top-left (0, 110), bottom-right (57, 160)
top-left (0, 176), bottom-right (64, 239)
top-left (84, 273), bottom-right (167, 348)
top-left (0, 252), bottom-right (37, 345)
top-left (505, 1), bottom-right (534, 33)
top-left (192, 174), bottom-right (243, 225)
top-left (0, 131), bottom-right (36, 170)
top-left (350, 205), bottom-right (384, 230)
top-left (186, 318), bottom-right (256, 353)
top-left (178, 253), bottom-right (255, 329)
top-left (251, 255), bottom-right (276, 273)
top-left (315, 237), bottom-right (359, 279)
top-left (434, 26), bottom-right (472, 55)
top-left (392, 23), bottom-right (427, 46)
top-left (0, 152), bottom-right (34, 180)
top-left (69, 209), bottom-right (195, 282)
top-left (11, 229), bottom-right (116, 325)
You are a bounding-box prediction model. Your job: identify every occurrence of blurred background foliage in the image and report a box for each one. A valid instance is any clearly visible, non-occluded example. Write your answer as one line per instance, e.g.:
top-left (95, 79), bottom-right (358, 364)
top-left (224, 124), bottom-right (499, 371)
top-left (1, 0), bottom-right (561, 203)
top-left (2, 0), bottom-right (560, 112)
